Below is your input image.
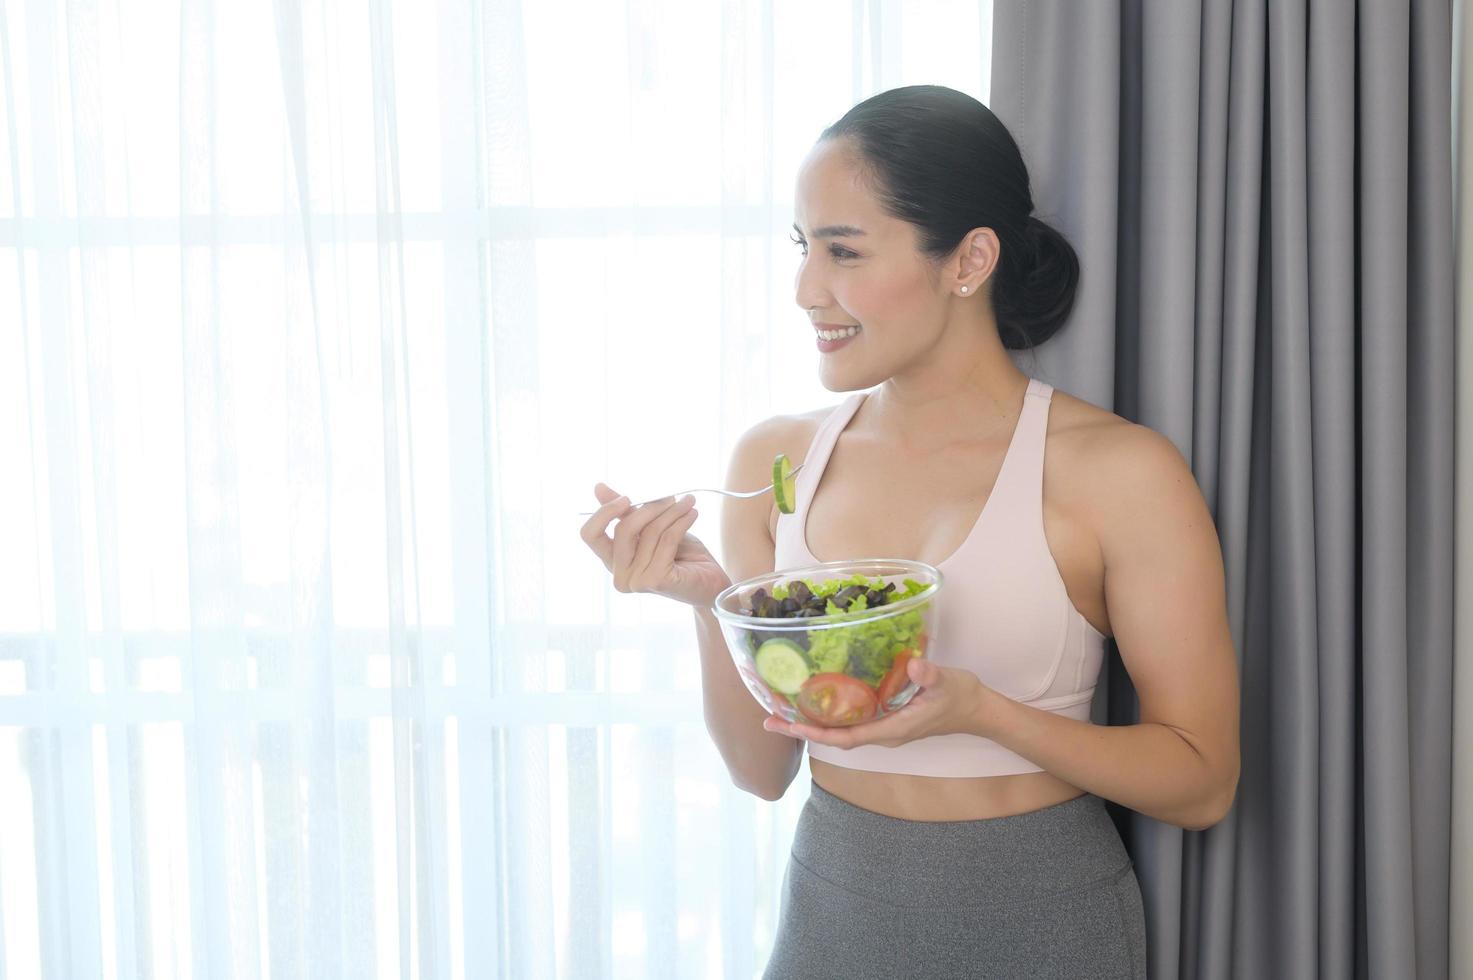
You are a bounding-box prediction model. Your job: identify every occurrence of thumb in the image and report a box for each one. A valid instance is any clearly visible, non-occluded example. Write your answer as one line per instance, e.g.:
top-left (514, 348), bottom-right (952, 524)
top-left (907, 655), bottom-right (940, 686)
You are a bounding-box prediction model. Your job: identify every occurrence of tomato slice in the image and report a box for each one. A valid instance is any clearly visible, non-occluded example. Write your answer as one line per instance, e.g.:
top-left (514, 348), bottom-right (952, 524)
top-left (796, 673), bottom-right (880, 727)
top-left (876, 651), bottom-right (916, 706)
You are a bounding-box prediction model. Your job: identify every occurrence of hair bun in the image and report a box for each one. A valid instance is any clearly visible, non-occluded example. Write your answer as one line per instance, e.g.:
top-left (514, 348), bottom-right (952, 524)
top-left (1023, 215), bottom-right (1047, 259)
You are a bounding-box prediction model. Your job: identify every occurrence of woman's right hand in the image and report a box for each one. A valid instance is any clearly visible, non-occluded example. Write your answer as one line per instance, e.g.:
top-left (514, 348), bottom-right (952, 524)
top-left (580, 482), bottom-right (733, 609)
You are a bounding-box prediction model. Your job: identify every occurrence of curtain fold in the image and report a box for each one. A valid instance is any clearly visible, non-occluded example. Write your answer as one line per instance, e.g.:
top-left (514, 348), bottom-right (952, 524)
top-left (991, 2), bottom-right (1459, 978)
top-left (1451, 0), bottom-right (1473, 975)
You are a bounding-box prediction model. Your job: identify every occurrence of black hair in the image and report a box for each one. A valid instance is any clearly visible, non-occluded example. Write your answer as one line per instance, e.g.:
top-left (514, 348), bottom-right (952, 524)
top-left (819, 84), bottom-right (1080, 352)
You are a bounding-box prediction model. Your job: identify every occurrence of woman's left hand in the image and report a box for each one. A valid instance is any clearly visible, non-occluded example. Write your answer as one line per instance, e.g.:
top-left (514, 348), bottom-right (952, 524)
top-left (762, 656), bottom-right (993, 748)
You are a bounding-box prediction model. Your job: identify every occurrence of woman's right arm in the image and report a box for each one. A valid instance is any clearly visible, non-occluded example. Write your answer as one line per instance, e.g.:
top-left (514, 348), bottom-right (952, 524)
top-left (697, 417), bottom-right (806, 801)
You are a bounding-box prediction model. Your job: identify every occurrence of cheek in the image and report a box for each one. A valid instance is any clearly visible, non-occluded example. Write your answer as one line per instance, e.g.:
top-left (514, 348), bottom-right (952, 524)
top-left (839, 267), bottom-right (931, 323)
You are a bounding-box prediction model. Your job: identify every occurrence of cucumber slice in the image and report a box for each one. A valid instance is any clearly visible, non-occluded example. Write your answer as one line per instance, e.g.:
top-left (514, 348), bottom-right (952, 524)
top-left (754, 637), bottom-right (810, 695)
top-left (772, 454), bottom-right (797, 514)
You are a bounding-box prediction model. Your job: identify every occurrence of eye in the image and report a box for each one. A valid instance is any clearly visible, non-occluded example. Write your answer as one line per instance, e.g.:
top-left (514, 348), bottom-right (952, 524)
top-left (789, 234), bottom-right (857, 261)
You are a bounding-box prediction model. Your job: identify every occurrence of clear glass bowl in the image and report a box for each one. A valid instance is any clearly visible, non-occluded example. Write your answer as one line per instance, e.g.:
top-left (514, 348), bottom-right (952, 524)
top-left (710, 559), bottom-right (943, 728)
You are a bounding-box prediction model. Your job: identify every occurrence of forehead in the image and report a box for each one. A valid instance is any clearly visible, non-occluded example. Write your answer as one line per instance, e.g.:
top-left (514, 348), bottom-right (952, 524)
top-left (793, 140), bottom-right (886, 231)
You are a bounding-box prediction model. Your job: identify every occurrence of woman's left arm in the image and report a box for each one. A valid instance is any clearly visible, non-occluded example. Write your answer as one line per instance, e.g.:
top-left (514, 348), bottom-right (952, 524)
top-left (977, 422), bottom-right (1241, 830)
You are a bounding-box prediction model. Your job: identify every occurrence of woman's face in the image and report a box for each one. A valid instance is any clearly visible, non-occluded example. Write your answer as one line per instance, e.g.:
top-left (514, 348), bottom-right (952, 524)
top-left (792, 138), bottom-right (985, 391)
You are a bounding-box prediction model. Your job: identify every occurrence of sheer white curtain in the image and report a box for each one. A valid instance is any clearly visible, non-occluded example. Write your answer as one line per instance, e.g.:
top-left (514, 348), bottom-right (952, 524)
top-left (0, 0), bottom-right (993, 976)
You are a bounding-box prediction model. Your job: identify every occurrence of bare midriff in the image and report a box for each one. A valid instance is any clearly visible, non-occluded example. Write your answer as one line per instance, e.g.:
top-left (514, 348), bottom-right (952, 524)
top-left (809, 759), bottom-right (1086, 821)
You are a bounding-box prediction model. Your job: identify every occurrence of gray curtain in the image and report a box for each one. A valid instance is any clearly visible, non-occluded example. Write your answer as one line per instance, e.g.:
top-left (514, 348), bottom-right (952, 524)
top-left (990, 2), bottom-right (1457, 978)
top-left (1455, 0), bottom-right (1473, 970)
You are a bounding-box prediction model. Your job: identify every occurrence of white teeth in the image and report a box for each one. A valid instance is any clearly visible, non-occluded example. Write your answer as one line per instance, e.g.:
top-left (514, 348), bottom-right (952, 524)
top-left (818, 326), bottom-right (860, 341)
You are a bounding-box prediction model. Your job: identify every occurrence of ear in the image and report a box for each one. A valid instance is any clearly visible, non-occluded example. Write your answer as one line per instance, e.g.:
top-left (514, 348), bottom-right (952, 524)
top-left (953, 226), bottom-right (1000, 295)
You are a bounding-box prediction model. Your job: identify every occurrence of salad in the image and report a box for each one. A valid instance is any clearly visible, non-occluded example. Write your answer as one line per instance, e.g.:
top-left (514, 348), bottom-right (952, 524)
top-left (738, 573), bottom-right (931, 726)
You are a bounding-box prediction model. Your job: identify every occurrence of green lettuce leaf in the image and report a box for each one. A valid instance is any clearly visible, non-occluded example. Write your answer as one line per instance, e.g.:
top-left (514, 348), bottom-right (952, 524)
top-left (805, 601), bottom-right (929, 685)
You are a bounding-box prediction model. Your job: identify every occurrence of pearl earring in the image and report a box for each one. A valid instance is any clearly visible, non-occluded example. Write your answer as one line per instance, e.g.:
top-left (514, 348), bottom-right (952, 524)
top-left (960, 285), bottom-right (969, 293)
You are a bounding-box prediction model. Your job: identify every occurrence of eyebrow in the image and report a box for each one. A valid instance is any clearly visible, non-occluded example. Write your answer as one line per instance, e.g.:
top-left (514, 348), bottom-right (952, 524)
top-left (792, 222), bottom-right (867, 238)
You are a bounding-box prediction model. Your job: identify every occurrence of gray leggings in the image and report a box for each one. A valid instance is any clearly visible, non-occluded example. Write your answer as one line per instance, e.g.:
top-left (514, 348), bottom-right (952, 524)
top-left (763, 781), bottom-right (1148, 980)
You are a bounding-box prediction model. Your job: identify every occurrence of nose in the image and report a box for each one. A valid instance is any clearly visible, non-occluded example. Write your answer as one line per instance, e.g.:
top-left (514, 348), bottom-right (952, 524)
top-left (793, 251), bottom-right (831, 314)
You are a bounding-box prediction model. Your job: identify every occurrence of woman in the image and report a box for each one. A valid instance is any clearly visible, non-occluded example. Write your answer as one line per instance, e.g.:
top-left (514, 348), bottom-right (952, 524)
top-left (581, 85), bottom-right (1239, 979)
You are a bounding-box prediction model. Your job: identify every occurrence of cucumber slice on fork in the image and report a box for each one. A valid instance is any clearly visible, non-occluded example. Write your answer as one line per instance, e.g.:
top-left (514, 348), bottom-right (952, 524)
top-left (772, 454), bottom-right (797, 514)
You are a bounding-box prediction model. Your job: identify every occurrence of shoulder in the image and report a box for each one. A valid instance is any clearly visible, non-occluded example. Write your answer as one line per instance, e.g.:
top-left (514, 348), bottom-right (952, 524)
top-left (732, 400), bottom-right (842, 461)
top-left (730, 398), bottom-right (851, 539)
top-left (739, 396), bottom-right (852, 463)
top-left (1040, 386), bottom-right (1138, 493)
top-left (1040, 385), bottom-right (1210, 550)
top-left (1045, 385), bottom-right (1182, 473)
top-left (1056, 398), bottom-right (1216, 573)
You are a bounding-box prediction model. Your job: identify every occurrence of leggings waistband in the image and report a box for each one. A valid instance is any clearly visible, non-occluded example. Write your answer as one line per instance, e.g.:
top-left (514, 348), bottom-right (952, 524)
top-left (791, 781), bottom-right (1133, 908)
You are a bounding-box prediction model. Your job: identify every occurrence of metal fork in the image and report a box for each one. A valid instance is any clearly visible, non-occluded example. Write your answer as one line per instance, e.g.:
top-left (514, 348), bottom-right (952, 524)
top-left (577, 462), bottom-right (804, 516)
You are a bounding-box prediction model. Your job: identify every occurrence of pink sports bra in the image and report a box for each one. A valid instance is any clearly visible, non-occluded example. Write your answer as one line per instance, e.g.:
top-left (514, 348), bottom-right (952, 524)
top-left (773, 377), bottom-right (1108, 778)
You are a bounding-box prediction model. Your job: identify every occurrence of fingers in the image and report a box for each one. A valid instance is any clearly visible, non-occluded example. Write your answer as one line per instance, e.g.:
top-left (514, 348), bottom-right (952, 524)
top-left (643, 502), bottom-right (699, 585)
top-left (627, 492), bottom-right (695, 577)
top-left (792, 723), bottom-right (854, 749)
top-left (618, 494), bottom-right (696, 592)
top-left (584, 484), bottom-right (704, 595)
top-left (762, 717), bottom-right (801, 738)
top-left (610, 495), bottom-right (672, 589)
top-left (627, 494), bottom-right (695, 587)
top-left (580, 486), bottom-right (632, 568)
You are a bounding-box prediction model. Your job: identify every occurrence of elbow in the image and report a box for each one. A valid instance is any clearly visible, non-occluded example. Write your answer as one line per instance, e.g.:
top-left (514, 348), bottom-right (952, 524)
top-left (1181, 808), bottom-right (1226, 833)
top-left (729, 746), bottom-right (802, 802)
top-left (733, 770), bottom-right (792, 801)
top-left (743, 780), bottom-right (788, 802)
top-left (1183, 766), bottom-right (1240, 832)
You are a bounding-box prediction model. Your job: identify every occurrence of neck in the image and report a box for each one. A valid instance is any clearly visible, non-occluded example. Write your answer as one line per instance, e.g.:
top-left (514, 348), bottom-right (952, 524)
top-left (865, 321), bottom-right (1030, 452)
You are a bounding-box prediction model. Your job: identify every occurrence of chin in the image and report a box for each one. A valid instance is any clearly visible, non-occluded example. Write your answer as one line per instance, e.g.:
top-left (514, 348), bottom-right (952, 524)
top-left (819, 366), bottom-right (884, 393)
top-left (817, 373), bottom-right (863, 394)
